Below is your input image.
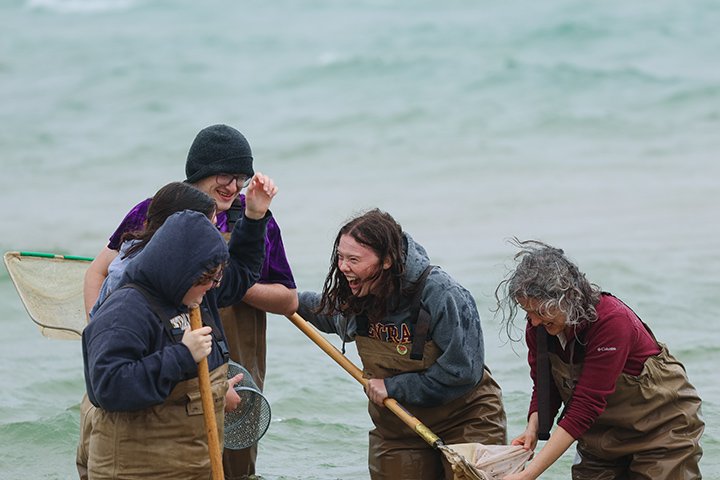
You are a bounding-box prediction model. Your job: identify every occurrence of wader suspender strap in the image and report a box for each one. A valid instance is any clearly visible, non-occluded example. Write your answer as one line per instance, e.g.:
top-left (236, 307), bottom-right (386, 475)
top-left (536, 327), bottom-right (552, 441)
top-left (121, 283), bottom-right (183, 343)
top-left (197, 305), bottom-right (230, 360)
top-left (225, 198), bottom-right (243, 230)
top-left (122, 284), bottom-right (230, 360)
top-left (347, 314), bottom-right (371, 355)
top-left (603, 291), bottom-right (660, 345)
top-left (409, 265), bottom-right (435, 361)
top-left (556, 333), bottom-right (586, 424)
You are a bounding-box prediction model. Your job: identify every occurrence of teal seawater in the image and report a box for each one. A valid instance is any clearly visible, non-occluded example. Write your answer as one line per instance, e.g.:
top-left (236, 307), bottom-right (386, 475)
top-left (1, 0), bottom-right (718, 478)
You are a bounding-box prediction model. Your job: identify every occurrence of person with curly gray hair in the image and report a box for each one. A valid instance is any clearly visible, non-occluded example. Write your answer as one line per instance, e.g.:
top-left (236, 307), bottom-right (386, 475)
top-left (496, 240), bottom-right (704, 480)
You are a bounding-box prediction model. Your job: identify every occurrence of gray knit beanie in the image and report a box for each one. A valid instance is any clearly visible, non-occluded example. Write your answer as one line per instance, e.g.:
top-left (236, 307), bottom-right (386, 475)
top-left (185, 124), bottom-right (255, 184)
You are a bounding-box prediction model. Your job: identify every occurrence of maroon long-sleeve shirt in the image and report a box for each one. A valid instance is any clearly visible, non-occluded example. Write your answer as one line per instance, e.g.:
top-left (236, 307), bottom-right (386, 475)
top-left (526, 293), bottom-right (661, 439)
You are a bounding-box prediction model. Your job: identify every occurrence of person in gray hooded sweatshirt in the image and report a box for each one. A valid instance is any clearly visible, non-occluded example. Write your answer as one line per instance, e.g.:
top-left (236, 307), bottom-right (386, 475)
top-left (82, 174), bottom-right (277, 479)
top-left (297, 208), bottom-right (507, 480)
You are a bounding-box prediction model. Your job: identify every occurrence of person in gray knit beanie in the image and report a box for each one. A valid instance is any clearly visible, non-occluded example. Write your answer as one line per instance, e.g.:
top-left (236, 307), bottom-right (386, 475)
top-left (185, 124), bottom-right (255, 184)
top-left (182, 123), bottom-right (298, 479)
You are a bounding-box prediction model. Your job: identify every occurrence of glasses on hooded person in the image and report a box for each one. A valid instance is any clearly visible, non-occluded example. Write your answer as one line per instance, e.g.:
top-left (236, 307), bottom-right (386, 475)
top-left (216, 173), bottom-right (251, 190)
top-left (195, 267), bottom-right (224, 288)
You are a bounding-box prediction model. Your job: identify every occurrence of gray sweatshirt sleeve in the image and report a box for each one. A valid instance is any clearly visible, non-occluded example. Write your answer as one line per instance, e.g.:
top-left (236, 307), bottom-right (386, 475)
top-left (384, 273), bottom-right (486, 407)
top-left (297, 291), bottom-right (356, 342)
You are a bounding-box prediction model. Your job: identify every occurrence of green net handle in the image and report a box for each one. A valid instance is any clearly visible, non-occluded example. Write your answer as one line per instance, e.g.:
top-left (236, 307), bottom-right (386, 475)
top-left (17, 251), bottom-right (94, 262)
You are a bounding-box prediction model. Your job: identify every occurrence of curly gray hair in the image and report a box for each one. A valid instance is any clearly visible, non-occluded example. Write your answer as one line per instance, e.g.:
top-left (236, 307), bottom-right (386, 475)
top-left (495, 239), bottom-right (601, 341)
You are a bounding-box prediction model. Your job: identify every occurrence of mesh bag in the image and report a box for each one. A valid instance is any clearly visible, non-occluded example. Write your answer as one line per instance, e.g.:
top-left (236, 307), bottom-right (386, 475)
top-left (440, 443), bottom-right (532, 480)
top-left (225, 360), bottom-right (272, 450)
top-left (3, 251), bottom-right (91, 340)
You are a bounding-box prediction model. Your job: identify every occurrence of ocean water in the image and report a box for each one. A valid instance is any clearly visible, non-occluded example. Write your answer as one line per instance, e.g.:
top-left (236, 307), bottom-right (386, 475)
top-left (1, 0), bottom-right (719, 478)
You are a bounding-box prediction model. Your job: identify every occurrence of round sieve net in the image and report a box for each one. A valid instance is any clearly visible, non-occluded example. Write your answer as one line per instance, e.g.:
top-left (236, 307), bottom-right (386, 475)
top-left (225, 360), bottom-right (272, 450)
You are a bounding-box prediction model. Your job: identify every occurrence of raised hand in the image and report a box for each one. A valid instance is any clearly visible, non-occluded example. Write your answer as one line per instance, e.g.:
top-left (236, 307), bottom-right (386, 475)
top-left (244, 172), bottom-right (278, 220)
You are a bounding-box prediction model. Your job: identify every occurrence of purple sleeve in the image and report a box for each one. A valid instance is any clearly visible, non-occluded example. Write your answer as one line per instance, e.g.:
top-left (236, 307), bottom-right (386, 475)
top-left (234, 195), bottom-right (296, 289)
top-left (107, 199), bottom-right (152, 251)
top-left (260, 217), bottom-right (296, 289)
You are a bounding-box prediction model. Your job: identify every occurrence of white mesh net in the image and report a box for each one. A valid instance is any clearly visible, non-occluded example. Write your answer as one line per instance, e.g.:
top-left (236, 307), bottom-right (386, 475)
top-left (440, 443), bottom-right (532, 480)
top-left (3, 251), bottom-right (90, 340)
top-left (225, 361), bottom-right (272, 449)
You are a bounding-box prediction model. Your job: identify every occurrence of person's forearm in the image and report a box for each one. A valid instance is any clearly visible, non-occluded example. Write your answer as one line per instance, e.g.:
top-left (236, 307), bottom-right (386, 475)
top-left (83, 247), bottom-right (117, 317)
top-left (83, 272), bottom-right (104, 316)
top-left (296, 292), bottom-right (355, 341)
top-left (520, 426), bottom-right (575, 480)
top-left (242, 283), bottom-right (298, 315)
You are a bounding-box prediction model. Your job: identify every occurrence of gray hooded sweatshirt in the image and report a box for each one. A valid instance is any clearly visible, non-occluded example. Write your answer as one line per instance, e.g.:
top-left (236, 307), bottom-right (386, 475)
top-left (298, 232), bottom-right (486, 407)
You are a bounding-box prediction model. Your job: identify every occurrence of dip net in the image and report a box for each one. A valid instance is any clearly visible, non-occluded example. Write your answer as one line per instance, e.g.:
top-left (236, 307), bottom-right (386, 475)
top-left (440, 443), bottom-right (533, 480)
top-left (3, 251), bottom-right (91, 340)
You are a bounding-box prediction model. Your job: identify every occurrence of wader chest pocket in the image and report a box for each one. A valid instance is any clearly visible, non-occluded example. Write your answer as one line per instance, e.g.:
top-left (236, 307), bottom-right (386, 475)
top-left (185, 390), bottom-right (224, 416)
top-left (185, 391), bottom-right (204, 416)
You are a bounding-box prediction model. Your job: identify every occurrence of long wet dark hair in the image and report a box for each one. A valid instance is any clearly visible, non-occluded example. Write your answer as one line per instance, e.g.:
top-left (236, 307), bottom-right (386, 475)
top-left (494, 239), bottom-right (601, 341)
top-left (317, 209), bottom-right (406, 321)
top-left (121, 182), bottom-right (217, 259)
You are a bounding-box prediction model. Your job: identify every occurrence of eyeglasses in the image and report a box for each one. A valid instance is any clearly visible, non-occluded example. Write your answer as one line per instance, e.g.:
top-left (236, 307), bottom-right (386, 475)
top-left (195, 267), bottom-right (223, 288)
top-left (216, 173), bottom-right (251, 189)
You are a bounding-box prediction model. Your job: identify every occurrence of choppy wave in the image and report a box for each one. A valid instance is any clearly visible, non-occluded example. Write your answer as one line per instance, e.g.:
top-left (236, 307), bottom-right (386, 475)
top-left (0, 409), bottom-right (79, 480)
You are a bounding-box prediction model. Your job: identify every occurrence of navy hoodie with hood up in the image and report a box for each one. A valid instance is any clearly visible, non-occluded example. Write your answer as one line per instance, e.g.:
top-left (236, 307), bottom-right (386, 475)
top-left (82, 209), bottom-right (268, 411)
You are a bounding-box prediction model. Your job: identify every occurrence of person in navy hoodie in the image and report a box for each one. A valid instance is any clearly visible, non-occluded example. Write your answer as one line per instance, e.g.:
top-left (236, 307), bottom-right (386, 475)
top-left (82, 173), bottom-right (277, 480)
